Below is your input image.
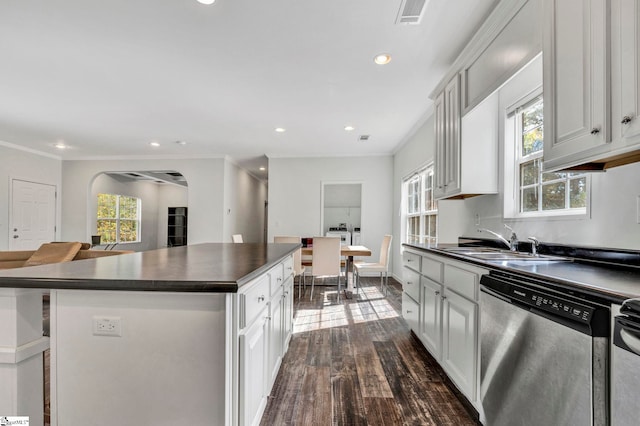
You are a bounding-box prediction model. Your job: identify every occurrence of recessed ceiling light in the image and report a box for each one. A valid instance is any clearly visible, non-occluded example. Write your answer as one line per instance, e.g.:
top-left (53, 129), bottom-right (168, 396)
top-left (197, 0), bottom-right (215, 4)
top-left (344, 126), bottom-right (355, 132)
top-left (54, 142), bottom-right (67, 149)
top-left (259, 167), bottom-right (266, 171)
top-left (373, 53), bottom-right (392, 65)
top-left (149, 142), bottom-right (160, 147)
top-left (275, 127), bottom-right (286, 133)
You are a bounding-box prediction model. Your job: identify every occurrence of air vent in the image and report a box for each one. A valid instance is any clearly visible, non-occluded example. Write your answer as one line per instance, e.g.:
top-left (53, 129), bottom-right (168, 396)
top-left (359, 135), bottom-right (370, 141)
top-left (396, 0), bottom-right (428, 25)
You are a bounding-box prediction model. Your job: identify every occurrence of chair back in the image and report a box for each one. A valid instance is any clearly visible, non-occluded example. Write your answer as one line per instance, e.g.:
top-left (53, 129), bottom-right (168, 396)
top-left (274, 236), bottom-right (303, 276)
top-left (232, 234), bottom-right (243, 243)
top-left (311, 237), bottom-right (341, 276)
top-left (379, 234), bottom-right (393, 270)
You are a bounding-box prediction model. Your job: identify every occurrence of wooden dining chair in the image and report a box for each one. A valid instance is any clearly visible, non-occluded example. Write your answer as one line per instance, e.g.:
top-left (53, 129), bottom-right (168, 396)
top-left (274, 236), bottom-right (306, 298)
top-left (232, 234), bottom-right (243, 243)
top-left (354, 234), bottom-right (392, 296)
top-left (309, 236), bottom-right (342, 301)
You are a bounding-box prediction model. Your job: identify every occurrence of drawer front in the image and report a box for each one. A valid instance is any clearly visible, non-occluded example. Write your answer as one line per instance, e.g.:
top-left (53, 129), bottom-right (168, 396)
top-left (283, 255), bottom-right (294, 279)
top-left (403, 267), bottom-right (421, 301)
top-left (403, 251), bottom-right (421, 271)
top-left (443, 264), bottom-right (479, 301)
top-left (270, 263), bottom-right (285, 296)
top-left (241, 274), bottom-right (271, 329)
top-left (402, 292), bottom-right (420, 333)
top-left (421, 256), bottom-right (443, 283)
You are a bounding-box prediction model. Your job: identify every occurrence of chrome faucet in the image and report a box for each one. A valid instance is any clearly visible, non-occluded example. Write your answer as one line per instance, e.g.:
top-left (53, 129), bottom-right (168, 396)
top-left (528, 237), bottom-right (540, 257)
top-left (477, 225), bottom-right (518, 251)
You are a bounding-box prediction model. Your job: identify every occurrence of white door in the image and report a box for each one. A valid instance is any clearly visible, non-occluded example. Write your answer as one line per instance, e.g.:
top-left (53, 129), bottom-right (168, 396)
top-left (10, 179), bottom-right (56, 250)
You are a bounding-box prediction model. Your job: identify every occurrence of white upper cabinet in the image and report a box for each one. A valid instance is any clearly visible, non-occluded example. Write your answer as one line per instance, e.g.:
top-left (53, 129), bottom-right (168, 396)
top-left (544, 0), bottom-right (640, 171)
top-left (434, 75), bottom-right (462, 199)
top-left (434, 80), bottom-right (498, 200)
top-left (611, 0), bottom-right (640, 145)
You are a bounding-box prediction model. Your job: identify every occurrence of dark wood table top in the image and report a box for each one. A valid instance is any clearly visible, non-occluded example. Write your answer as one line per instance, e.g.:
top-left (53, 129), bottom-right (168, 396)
top-left (0, 243), bottom-right (300, 293)
top-left (301, 245), bottom-right (372, 257)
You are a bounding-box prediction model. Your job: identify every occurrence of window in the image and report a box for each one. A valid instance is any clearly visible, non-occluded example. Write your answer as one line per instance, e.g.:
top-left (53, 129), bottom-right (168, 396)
top-left (97, 193), bottom-right (141, 243)
top-left (513, 95), bottom-right (587, 215)
top-left (404, 165), bottom-right (437, 244)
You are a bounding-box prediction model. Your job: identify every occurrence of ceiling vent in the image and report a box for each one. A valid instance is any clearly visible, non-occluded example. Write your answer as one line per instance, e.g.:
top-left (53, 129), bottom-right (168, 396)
top-left (359, 135), bottom-right (370, 141)
top-left (395, 0), bottom-right (428, 25)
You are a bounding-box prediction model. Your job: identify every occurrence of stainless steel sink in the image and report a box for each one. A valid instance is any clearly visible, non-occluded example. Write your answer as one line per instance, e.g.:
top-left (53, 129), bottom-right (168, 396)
top-left (441, 247), bottom-right (569, 262)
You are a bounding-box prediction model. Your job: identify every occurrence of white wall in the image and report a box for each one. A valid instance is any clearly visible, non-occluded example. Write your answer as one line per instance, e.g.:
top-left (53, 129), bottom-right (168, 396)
top-left (0, 144), bottom-right (62, 250)
top-left (61, 158), bottom-right (226, 245)
top-left (223, 161), bottom-right (267, 243)
top-left (268, 156), bottom-right (393, 262)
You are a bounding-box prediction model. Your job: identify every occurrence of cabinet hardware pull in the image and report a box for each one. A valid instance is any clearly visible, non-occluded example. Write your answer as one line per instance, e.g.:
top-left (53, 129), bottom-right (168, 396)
top-left (258, 296), bottom-right (265, 302)
top-left (622, 116), bottom-right (633, 124)
top-left (277, 277), bottom-right (282, 282)
top-left (435, 291), bottom-right (440, 295)
top-left (441, 295), bottom-right (447, 300)
top-left (265, 316), bottom-right (272, 320)
top-left (406, 310), bottom-right (413, 314)
top-left (590, 127), bottom-right (600, 135)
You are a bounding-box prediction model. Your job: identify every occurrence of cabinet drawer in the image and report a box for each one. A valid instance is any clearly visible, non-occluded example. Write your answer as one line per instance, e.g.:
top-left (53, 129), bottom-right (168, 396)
top-left (403, 251), bottom-right (421, 270)
top-left (283, 256), bottom-right (294, 279)
top-left (270, 263), bottom-right (285, 296)
top-left (421, 256), bottom-right (443, 283)
top-left (241, 274), bottom-right (270, 329)
top-left (403, 267), bottom-right (421, 301)
top-left (402, 292), bottom-right (420, 333)
top-left (443, 264), bottom-right (479, 301)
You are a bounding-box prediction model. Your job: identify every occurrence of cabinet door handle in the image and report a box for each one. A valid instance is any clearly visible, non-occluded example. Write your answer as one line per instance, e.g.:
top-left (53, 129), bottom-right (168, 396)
top-left (435, 290), bottom-right (440, 295)
top-left (622, 116), bottom-right (633, 124)
top-left (406, 281), bottom-right (413, 285)
top-left (441, 295), bottom-right (447, 300)
top-left (590, 127), bottom-right (600, 135)
top-left (265, 316), bottom-right (272, 320)
top-left (277, 277), bottom-right (282, 282)
top-left (258, 295), bottom-right (265, 303)
top-left (406, 310), bottom-right (413, 314)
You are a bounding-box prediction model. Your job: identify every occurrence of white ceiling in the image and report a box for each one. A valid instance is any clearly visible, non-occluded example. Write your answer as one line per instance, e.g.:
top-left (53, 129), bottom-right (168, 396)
top-left (0, 0), bottom-right (499, 179)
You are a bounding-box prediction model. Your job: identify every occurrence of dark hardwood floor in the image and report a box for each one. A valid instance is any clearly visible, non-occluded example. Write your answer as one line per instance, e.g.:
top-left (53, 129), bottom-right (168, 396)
top-left (261, 277), bottom-right (478, 426)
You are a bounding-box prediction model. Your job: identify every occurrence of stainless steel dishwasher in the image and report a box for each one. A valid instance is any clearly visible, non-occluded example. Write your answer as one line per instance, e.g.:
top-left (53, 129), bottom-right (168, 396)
top-left (611, 298), bottom-right (640, 426)
top-left (480, 271), bottom-right (609, 426)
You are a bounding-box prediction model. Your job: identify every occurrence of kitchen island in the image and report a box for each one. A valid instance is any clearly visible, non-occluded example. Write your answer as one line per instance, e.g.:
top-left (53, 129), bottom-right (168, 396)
top-left (0, 243), bottom-right (299, 426)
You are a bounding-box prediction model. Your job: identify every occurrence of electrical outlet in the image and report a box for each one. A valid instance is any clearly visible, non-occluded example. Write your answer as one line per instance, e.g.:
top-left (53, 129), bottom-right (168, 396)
top-left (93, 316), bottom-right (122, 337)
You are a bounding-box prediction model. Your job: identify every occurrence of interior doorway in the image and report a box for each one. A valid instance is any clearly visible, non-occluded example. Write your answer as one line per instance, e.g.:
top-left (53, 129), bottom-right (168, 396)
top-left (321, 182), bottom-right (362, 243)
top-left (9, 179), bottom-right (57, 250)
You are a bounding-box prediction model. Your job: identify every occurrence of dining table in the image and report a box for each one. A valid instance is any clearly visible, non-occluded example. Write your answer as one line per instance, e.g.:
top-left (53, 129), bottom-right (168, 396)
top-left (301, 244), bottom-right (372, 296)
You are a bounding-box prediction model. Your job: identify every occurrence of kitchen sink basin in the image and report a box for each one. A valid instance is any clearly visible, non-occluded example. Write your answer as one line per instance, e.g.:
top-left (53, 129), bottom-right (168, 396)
top-left (441, 247), bottom-right (569, 262)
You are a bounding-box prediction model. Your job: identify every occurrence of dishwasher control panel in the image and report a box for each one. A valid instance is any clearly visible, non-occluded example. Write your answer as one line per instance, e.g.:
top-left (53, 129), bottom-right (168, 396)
top-left (481, 274), bottom-right (595, 325)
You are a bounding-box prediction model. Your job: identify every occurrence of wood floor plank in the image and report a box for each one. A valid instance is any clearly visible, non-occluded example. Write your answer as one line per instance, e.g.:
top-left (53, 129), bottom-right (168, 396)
top-left (363, 397), bottom-right (404, 426)
top-left (293, 366), bottom-right (332, 426)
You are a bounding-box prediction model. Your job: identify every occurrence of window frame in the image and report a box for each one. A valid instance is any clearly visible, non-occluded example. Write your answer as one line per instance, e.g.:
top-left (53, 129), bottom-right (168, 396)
top-left (504, 89), bottom-right (591, 220)
top-left (403, 164), bottom-right (438, 245)
top-left (96, 193), bottom-right (142, 244)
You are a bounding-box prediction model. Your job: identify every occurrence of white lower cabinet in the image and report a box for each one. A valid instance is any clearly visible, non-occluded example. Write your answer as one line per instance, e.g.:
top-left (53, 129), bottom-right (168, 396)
top-left (442, 288), bottom-right (478, 400)
top-left (240, 309), bottom-right (269, 426)
top-left (402, 248), bottom-right (484, 410)
top-left (238, 254), bottom-right (294, 426)
top-left (420, 278), bottom-right (443, 359)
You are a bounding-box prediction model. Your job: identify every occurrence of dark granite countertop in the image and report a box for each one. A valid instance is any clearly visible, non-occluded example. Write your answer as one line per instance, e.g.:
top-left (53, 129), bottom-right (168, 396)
top-left (0, 243), bottom-right (300, 293)
top-left (403, 242), bottom-right (640, 304)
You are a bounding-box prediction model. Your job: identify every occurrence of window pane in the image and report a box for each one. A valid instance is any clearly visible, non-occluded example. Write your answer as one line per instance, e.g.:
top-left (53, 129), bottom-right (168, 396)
top-left (569, 177), bottom-right (587, 208)
top-left (521, 97), bottom-right (544, 156)
top-left (522, 187), bottom-right (538, 212)
top-left (542, 171), bottom-right (566, 182)
top-left (542, 182), bottom-right (566, 210)
top-left (407, 216), bottom-right (420, 244)
top-left (427, 215), bottom-right (437, 238)
top-left (97, 219), bottom-right (117, 243)
top-left (119, 196), bottom-right (138, 219)
top-left (97, 194), bottom-right (117, 218)
top-left (520, 160), bottom-right (539, 186)
top-left (119, 220), bottom-right (138, 242)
